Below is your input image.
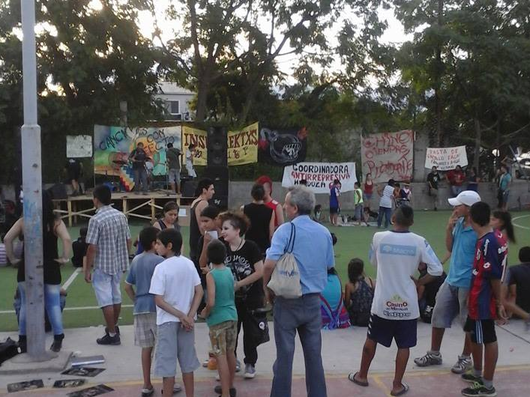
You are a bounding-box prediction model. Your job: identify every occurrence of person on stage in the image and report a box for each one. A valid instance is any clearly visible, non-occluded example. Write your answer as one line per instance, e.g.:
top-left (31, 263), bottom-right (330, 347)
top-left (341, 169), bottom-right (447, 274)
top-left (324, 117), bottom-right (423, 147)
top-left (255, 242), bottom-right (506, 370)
top-left (129, 142), bottom-right (151, 195)
top-left (186, 143), bottom-right (197, 179)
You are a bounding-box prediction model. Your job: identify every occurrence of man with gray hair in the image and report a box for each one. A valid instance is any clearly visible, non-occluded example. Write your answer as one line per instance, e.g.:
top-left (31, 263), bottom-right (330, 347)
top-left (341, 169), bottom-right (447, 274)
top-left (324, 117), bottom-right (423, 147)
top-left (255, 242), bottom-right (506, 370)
top-left (263, 186), bottom-right (335, 397)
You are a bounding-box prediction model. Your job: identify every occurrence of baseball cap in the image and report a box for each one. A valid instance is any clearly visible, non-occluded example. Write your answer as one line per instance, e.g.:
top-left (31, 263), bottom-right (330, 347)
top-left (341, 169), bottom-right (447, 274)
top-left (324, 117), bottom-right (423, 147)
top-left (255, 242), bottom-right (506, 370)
top-left (448, 190), bottom-right (481, 207)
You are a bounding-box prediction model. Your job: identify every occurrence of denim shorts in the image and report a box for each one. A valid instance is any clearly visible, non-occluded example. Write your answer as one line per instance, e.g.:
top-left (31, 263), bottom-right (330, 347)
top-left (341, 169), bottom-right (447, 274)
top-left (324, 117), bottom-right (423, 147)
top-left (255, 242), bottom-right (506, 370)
top-left (154, 322), bottom-right (200, 377)
top-left (431, 282), bottom-right (469, 329)
top-left (92, 269), bottom-right (122, 308)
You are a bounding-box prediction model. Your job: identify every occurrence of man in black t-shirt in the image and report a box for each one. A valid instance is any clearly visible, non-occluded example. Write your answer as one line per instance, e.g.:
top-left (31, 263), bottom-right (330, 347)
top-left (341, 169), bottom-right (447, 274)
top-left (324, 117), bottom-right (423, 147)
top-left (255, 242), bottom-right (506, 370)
top-left (503, 246), bottom-right (530, 331)
top-left (427, 166), bottom-right (441, 211)
top-left (128, 142), bottom-right (150, 194)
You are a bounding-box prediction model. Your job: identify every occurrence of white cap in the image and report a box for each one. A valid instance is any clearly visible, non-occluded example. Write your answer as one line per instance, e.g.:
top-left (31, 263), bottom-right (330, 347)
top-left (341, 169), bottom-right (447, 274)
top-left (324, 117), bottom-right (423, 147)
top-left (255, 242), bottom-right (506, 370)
top-left (448, 190), bottom-right (481, 207)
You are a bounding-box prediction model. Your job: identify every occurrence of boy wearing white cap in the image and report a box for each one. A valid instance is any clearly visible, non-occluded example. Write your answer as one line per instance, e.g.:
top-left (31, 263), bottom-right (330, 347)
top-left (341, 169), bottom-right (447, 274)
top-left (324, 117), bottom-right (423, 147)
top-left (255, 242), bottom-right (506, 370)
top-left (415, 190), bottom-right (481, 374)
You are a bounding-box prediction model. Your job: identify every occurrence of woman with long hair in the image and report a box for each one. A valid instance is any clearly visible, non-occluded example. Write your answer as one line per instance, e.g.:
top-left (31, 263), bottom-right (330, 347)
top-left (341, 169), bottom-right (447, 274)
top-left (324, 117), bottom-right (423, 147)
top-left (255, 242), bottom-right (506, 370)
top-left (4, 190), bottom-right (72, 352)
top-left (154, 201), bottom-right (180, 231)
top-left (490, 210), bottom-right (516, 244)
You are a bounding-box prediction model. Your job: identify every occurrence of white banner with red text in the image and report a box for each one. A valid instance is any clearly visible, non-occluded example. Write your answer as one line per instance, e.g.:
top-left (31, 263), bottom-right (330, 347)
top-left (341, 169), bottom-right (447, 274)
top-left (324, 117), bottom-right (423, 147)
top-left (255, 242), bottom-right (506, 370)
top-left (282, 162), bottom-right (357, 193)
top-left (425, 146), bottom-right (468, 171)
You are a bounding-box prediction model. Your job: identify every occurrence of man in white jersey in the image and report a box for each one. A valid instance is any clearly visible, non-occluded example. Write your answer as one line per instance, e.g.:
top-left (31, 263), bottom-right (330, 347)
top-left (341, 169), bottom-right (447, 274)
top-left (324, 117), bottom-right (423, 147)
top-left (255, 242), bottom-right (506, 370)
top-left (349, 206), bottom-right (443, 396)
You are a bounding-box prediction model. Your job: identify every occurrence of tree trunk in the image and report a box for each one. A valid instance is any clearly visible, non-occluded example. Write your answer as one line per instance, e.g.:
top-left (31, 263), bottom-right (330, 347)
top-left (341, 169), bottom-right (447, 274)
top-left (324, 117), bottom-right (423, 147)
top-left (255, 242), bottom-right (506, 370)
top-left (474, 117), bottom-right (481, 172)
top-left (240, 77), bottom-right (261, 123)
top-left (435, 0), bottom-right (444, 146)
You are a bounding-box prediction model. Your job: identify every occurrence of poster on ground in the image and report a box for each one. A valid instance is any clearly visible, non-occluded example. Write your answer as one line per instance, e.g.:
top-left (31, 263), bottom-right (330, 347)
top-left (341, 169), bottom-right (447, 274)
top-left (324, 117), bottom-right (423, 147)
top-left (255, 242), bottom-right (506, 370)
top-left (181, 126), bottom-right (207, 166)
top-left (361, 130), bottom-right (414, 183)
top-left (282, 162), bottom-right (357, 193)
top-left (67, 135), bottom-right (92, 158)
top-left (258, 126), bottom-right (308, 166)
top-left (93, 125), bottom-right (181, 176)
top-left (425, 146), bottom-right (468, 170)
top-left (228, 122), bottom-right (259, 166)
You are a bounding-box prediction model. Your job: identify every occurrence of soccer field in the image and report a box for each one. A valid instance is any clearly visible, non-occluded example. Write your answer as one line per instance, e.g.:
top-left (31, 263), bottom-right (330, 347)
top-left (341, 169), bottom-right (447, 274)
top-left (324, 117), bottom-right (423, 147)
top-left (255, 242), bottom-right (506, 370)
top-left (1, 210), bottom-right (529, 332)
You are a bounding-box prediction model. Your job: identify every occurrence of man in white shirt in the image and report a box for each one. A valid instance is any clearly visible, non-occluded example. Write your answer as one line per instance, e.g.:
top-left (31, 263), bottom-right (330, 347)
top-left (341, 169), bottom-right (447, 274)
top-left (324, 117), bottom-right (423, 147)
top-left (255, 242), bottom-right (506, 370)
top-left (349, 206), bottom-right (443, 396)
top-left (185, 144), bottom-right (197, 179)
top-left (377, 179), bottom-right (396, 228)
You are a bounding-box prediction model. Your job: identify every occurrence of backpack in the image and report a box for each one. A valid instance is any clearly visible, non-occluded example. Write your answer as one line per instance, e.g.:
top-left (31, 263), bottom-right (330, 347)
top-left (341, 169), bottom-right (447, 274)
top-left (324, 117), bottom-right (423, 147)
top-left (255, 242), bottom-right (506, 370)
top-left (0, 338), bottom-right (19, 366)
top-left (348, 278), bottom-right (374, 327)
top-left (267, 223), bottom-right (302, 299)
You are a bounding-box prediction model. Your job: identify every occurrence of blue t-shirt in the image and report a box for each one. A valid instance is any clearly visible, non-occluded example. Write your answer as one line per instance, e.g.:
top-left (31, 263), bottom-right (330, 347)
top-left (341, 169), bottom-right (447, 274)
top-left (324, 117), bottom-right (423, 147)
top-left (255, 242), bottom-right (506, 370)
top-left (126, 252), bottom-right (164, 314)
top-left (499, 173), bottom-right (512, 191)
top-left (446, 218), bottom-right (478, 289)
top-left (266, 216), bottom-right (335, 294)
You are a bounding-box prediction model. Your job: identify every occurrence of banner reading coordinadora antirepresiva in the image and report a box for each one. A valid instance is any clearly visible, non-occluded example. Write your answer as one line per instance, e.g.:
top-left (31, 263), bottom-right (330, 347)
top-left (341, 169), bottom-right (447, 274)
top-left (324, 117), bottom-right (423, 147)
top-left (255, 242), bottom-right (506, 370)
top-left (282, 162), bottom-right (357, 193)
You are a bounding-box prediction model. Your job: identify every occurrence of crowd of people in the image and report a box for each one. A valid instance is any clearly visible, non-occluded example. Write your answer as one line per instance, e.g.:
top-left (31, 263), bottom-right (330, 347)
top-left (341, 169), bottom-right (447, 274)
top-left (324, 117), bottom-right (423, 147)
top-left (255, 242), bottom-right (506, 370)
top-left (2, 169), bottom-right (529, 397)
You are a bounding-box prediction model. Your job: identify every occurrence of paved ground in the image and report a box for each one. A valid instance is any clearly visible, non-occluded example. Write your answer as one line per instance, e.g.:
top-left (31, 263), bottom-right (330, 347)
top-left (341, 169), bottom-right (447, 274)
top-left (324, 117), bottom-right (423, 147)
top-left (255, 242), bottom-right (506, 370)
top-left (1, 320), bottom-right (530, 396)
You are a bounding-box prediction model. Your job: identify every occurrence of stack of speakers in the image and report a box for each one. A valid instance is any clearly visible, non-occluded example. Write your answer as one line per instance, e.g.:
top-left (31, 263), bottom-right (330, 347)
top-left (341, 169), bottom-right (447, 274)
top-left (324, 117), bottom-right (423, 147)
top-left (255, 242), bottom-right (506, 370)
top-left (205, 126), bottom-right (229, 210)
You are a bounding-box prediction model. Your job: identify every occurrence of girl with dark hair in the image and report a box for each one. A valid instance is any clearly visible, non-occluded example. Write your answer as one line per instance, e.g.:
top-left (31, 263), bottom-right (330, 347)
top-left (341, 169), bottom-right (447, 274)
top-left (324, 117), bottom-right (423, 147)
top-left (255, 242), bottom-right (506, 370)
top-left (491, 210), bottom-right (516, 244)
top-left (344, 258), bottom-right (375, 326)
top-left (154, 201), bottom-right (180, 231)
top-left (4, 190), bottom-right (72, 352)
top-left (219, 211), bottom-right (264, 379)
top-left (242, 184), bottom-right (274, 256)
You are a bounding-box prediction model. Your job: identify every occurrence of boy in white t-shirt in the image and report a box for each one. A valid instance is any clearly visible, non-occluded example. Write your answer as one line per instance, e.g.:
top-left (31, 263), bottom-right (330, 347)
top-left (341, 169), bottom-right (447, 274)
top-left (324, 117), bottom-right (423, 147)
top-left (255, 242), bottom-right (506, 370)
top-left (349, 206), bottom-right (443, 396)
top-left (149, 229), bottom-right (203, 397)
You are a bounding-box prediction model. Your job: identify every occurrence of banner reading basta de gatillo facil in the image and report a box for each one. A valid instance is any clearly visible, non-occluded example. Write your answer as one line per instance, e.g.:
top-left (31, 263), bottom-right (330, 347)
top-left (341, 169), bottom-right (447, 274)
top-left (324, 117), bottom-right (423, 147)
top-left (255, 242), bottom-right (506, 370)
top-left (282, 162), bottom-right (357, 193)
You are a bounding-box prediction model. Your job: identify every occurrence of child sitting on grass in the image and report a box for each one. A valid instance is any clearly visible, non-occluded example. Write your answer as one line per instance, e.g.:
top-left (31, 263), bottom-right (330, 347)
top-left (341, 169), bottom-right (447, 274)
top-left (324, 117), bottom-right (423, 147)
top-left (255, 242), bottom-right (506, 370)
top-left (201, 239), bottom-right (238, 397)
top-left (149, 229), bottom-right (203, 397)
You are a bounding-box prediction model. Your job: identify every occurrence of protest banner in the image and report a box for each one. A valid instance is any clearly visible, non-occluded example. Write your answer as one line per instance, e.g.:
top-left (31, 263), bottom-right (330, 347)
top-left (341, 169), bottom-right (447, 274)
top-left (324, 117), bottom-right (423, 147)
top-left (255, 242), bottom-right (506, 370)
top-left (182, 126), bottom-right (207, 166)
top-left (425, 146), bottom-right (468, 171)
top-left (67, 135), bottom-right (92, 158)
top-left (227, 122), bottom-right (259, 165)
top-left (361, 130), bottom-right (414, 183)
top-left (258, 126), bottom-right (308, 165)
top-left (282, 162), bottom-right (357, 193)
top-left (93, 125), bottom-right (181, 176)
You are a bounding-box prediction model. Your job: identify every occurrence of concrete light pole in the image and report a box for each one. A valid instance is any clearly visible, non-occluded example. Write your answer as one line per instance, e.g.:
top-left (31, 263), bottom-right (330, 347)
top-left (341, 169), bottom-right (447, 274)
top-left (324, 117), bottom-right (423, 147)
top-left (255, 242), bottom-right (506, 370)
top-left (21, 0), bottom-right (48, 360)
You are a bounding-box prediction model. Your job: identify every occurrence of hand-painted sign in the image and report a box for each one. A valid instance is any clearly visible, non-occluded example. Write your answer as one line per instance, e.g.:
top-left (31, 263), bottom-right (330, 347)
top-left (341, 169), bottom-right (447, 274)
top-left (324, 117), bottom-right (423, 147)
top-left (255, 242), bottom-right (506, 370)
top-left (182, 126), bottom-right (207, 166)
top-left (425, 146), bottom-right (468, 170)
top-left (282, 162), bottom-right (357, 193)
top-left (67, 135), bottom-right (92, 158)
top-left (228, 122), bottom-right (259, 166)
top-left (361, 130), bottom-right (414, 183)
top-left (258, 127), bottom-right (308, 165)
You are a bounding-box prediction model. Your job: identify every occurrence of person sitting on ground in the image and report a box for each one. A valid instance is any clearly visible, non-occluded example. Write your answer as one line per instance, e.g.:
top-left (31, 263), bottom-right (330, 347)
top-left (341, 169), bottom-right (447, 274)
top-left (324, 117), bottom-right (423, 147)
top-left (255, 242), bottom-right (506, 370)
top-left (201, 239), bottom-right (238, 397)
top-left (242, 183), bottom-right (274, 257)
top-left (502, 247), bottom-right (530, 331)
top-left (313, 204), bottom-right (323, 223)
top-left (344, 258), bottom-right (375, 327)
top-left (72, 227), bottom-right (88, 268)
top-left (256, 175), bottom-right (284, 229)
top-left (417, 262), bottom-right (447, 324)
top-left (349, 206), bottom-right (443, 396)
top-left (125, 227), bottom-right (182, 397)
top-left (149, 228), bottom-right (203, 397)
top-left (320, 267), bottom-right (350, 330)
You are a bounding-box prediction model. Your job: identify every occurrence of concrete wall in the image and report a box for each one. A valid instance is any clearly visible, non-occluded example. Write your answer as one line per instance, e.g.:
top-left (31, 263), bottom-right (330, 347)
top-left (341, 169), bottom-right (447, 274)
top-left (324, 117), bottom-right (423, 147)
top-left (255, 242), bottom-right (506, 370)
top-left (229, 180), bottom-right (530, 212)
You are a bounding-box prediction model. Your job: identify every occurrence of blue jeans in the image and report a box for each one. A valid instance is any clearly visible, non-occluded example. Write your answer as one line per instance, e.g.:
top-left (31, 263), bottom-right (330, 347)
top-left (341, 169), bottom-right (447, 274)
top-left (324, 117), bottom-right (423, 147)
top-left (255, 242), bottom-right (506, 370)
top-left (271, 294), bottom-right (326, 397)
top-left (133, 167), bottom-right (148, 192)
top-left (18, 282), bottom-right (63, 336)
top-left (377, 207), bottom-right (392, 228)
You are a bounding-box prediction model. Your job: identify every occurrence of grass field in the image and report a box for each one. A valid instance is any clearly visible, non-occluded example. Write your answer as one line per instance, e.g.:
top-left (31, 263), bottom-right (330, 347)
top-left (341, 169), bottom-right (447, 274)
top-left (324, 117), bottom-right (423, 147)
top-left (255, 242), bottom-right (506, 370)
top-left (1, 210), bottom-right (529, 332)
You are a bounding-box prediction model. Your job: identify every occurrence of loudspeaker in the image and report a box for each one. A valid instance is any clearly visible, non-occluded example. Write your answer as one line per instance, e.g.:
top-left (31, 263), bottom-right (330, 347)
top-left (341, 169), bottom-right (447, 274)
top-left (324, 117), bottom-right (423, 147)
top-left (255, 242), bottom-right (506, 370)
top-left (48, 184), bottom-right (68, 200)
top-left (207, 126), bottom-right (228, 167)
top-left (181, 179), bottom-right (197, 198)
top-left (204, 166), bottom-right (229, 210)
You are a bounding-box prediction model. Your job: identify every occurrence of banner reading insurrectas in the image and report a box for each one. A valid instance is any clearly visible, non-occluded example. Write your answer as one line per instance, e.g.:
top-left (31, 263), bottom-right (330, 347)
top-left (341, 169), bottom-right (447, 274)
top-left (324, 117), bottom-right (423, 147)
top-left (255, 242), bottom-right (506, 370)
top-left (258, 126), bottom-right (308, 166)
top-left (282, 162), bottom-right (357, 193)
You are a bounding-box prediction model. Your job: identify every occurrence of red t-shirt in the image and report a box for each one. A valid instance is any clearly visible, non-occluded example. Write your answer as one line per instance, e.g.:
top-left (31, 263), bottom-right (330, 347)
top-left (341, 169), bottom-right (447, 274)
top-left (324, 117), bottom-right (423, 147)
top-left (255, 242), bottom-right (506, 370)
top-left (265, 199), bottom-right (280, 228)
top-left (447, 170), bottom-right (465, 186)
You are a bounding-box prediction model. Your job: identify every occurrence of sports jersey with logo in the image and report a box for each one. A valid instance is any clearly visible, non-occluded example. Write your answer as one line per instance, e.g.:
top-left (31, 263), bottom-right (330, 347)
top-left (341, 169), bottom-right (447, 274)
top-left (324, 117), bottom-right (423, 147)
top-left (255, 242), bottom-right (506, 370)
top-left (468, 230), bottom-right (508, 320)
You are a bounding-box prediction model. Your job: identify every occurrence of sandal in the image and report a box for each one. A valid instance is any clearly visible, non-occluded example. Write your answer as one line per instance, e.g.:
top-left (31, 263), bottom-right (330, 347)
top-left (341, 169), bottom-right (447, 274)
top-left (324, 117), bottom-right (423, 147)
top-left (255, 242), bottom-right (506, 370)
top-left (348, 372), bottom-right (369, 387)
top-left (390, 383), bottom-right (410, 396)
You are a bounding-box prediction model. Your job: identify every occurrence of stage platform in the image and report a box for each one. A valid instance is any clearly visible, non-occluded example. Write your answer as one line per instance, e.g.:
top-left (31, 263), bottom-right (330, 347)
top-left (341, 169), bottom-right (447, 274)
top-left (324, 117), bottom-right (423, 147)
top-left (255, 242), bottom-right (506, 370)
top-left (52, 191), bottom-right (194, 227)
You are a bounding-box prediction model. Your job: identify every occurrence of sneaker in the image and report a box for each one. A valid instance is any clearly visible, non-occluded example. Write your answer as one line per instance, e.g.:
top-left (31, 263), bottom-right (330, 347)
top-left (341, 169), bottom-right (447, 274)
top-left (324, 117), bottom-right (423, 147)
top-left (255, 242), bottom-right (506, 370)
top-left (213, 386), bottom-right (236, 396)
top-left (96, 333), bottom-right (121, 345)
top-left (235, 359), bottom-right (241, 373)
top-left (452, 355), bottom-right (473, 374)
top-left (202, 358), bottom-right (210, 367)
top-left (461, 382), bottom-right (496, 396)
top-left (414, 351), bottom-right (442, 367)
top-left (104, 326), bottom-right (120, 335)
top-left (141, 387), bottom-right (154, 397)
top-left (244, 363), bottom-right (256, 379)
top-left (461, 372), bottom-right (483, 384)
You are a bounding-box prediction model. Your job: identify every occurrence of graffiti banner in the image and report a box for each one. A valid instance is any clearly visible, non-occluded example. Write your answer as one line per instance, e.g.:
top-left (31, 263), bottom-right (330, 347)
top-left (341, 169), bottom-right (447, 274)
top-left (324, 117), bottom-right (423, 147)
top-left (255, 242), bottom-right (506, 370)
top-left (227, 122), bottom-right (259, 166)
top-left (67, 135), bottom-right (92, 158)
top-left (94, 125), bottom-right (181, 176)
top-left (258, 127), bottom-right (308, 166)
top-left (425, 146), bottom-right (468, 171)
top-left (282, 162), bottom-right (357, 193)
top-left (361, 130), bottom-right (414, 183)
top-left (182, 126), bottom-right (207, 166)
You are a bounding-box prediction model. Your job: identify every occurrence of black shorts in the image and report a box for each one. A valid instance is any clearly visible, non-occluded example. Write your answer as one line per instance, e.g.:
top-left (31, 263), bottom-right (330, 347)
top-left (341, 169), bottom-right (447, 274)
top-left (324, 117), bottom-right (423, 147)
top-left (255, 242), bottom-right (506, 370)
top-left (367, 314), bottom-right (417, 348)
top-left (464, 317), bottom-right (497, 344)
top-left (329, 207), bottom-right (339, 215)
